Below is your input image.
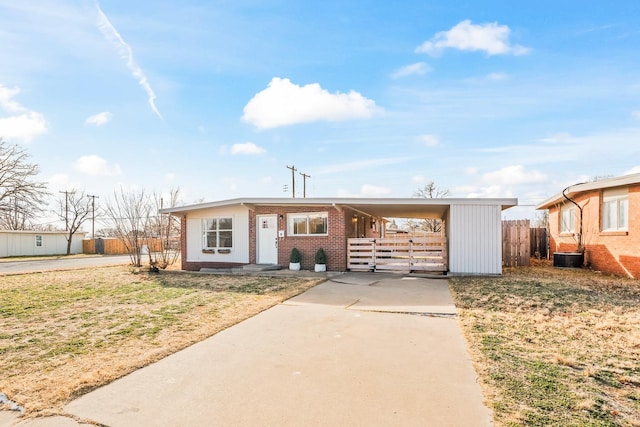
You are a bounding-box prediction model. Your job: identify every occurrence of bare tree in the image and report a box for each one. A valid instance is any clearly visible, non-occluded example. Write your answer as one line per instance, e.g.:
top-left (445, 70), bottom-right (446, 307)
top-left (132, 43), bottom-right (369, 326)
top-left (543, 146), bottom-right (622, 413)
top-left (0, 139), bottom-right (48, 229)
top-left (414, 181), bottom-right (450, 199)
top-left (412, 181), bottom-right (450, 233)
top-left (148, 188), bottom-right (181, 270)
top-left (0, 197), bottom-right (41, 230)
top-left (103, 188), bottom-right (150, 267)
top-left (56, 190), bottom-right (92, 255)
top-left (533, 211), bottom-right (549, 229)
top-left (103, 187), bottom-right (182, 270)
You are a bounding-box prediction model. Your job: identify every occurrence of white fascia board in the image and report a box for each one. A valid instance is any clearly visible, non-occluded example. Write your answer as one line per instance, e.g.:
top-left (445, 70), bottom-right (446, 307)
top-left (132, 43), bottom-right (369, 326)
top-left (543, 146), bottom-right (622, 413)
top-left (536, 173), bottom-right (640, 210)
top-left (161, 196), bottom-right (518, 215)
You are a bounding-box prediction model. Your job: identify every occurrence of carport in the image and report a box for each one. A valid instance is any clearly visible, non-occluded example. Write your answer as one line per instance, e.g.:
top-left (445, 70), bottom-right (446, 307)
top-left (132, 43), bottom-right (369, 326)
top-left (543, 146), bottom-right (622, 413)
top-left (330, 198), bottom-right (517, 275)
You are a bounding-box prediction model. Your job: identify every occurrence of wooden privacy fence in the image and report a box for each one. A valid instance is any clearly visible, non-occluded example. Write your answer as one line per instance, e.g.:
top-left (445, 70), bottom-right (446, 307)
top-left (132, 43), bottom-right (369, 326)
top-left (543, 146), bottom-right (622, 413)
top-left (348, 237), bottom-right (447, 273)
top-left (530, 227), bottom-right (548, 259)
top-left (83, 238), bottom-right (164, 255)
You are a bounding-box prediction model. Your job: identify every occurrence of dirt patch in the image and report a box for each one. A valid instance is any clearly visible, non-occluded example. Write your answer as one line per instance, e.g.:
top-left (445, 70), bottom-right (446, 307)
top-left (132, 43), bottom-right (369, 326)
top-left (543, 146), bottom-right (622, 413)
top-left (0, 267), bottom-right (322, 418)
top-left (450, 259), bottom-right (640, 426)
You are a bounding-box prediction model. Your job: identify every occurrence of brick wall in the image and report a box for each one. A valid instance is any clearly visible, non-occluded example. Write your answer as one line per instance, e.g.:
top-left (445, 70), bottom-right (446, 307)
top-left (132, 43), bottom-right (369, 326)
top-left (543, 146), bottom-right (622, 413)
top-left (251, 205), bottom-right (348, 271)
top-left (547, 185), bottom-right (640, 278)
top-left (179, 204), bottom-right (384, 272)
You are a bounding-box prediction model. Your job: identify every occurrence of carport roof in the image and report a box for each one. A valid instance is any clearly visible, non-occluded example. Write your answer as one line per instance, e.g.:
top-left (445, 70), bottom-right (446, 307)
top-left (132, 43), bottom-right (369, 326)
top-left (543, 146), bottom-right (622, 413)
top-left (161, 197), bottom-right (518, 219)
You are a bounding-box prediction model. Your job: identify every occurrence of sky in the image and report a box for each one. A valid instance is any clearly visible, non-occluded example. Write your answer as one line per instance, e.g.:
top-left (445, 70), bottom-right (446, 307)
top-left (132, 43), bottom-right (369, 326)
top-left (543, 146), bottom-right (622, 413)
top-left (1, 0), bottom-right (640, 229)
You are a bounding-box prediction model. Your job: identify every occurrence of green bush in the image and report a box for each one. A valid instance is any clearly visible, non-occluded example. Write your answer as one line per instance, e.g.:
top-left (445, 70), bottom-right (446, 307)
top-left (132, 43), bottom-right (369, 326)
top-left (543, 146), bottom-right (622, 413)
top-left (314, 248), bottom-right (327, 264)
top-left (290, 247), bottom-right (301, 263)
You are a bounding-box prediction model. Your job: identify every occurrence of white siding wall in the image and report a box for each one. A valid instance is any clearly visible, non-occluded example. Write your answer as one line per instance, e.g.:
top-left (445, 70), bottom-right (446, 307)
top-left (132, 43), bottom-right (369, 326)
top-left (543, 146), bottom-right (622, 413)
top-left (448, 204), bottom-right (502, 275)
top-left (185, 206), bottom-right (250, 263)
top-left (0, 231), bottom-right (85, 257)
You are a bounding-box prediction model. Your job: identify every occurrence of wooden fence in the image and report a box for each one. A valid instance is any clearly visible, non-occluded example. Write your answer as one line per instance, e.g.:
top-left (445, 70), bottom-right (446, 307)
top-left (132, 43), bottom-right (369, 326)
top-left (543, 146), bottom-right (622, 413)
top-left (347, 237), bottom-right (447, 273)
top-left (502, 220), bottom-right (531, 267)
top-left (83, 238), bottom-right (164, 255)
top-left (530, 227), bottom-right (548, 259)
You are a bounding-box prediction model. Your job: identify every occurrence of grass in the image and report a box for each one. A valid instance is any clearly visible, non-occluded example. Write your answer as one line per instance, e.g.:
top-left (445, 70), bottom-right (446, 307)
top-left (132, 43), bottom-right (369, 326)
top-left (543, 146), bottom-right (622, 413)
top-left (0, 267), bottom-right (322, 418)
top-left (450, 259), bottom-right (640, 427)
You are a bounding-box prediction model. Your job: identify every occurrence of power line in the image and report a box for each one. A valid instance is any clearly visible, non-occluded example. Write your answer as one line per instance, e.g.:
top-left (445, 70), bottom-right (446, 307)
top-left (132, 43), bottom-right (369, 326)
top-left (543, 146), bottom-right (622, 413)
top-left (286, 165), bottom-right (297, 198)
top-left (299, 172), bottom-right (311, 198)
top-left (87, 194), bottom-right (99, 238)
top-left (59, 190), bottom-right (71, 231)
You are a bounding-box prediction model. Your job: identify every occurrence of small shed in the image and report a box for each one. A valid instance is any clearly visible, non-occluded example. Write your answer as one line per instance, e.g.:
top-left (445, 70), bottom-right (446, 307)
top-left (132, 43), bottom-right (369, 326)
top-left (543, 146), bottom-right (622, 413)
top-left (0, 230), bottom-right (86, 257)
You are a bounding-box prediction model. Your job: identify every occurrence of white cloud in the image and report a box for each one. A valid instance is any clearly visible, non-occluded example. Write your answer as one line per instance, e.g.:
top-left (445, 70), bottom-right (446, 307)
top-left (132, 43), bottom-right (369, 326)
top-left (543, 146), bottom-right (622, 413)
top-left (540, 132), bottom-right (580, 144)
top-left (0, 84), bottom-right (48, 142)
top-left (419, 134), bottom-right (439, 147)
top-left (48, 173), bottom-right (70, 191)
top-left (0, 113), bottom-right (48, 142)
top-left (85, 111), bottom-right (113, 126)
top-left (481, 165), bottom-right (547, 186)
top-left (75, 155), bottom-right (122, 176)
top-left (416, 20), bottom-right (530, 57)
top-left (411, 174), bottom-right (426, 184)
top-left (390, 62), bottom-right (431, 79)
top-left (452, 165), bottom-right (548, 197)
top-left (242, 77), bottom-right (379, 129)
top-left (463, 185), bottom-right (514, 198)
top-left (487, 72), bottom-right (508, 81)
top-left (454, 165), bottom-right (546, 199)
top-left (625, 166), bottom-right (640, 175)
top-left (230, 141), bottom-right (266, 155)
top-left (165, 172), bottom-right (176, 182)
top-left (260, 176), bottom-right (273, 184)
top-left (95, 3), bottom-right (162, 119)
top-left (0, 85), bottom-right (24, 113)
top-left (632, 110), bottom-right (640, 120)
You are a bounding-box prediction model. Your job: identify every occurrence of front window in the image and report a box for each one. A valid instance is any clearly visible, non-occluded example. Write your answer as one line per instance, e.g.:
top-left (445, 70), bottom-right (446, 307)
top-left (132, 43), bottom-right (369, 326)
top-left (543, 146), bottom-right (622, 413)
top-left (560, 205), bottom-right (575, 234)
top-left (35, 235), bottom-right (42, 247)
top-left (288, 212), bottom-right (328, 236)
top-left (602, 189), bottom-right (628, 231)
top-left (202, 218), bottom-right (233, 248)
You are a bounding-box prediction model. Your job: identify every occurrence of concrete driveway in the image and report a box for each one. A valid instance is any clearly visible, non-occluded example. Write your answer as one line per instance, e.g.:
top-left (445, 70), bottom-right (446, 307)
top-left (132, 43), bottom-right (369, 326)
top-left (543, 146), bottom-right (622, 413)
top-left (13, 273), bottom-right (492, 426)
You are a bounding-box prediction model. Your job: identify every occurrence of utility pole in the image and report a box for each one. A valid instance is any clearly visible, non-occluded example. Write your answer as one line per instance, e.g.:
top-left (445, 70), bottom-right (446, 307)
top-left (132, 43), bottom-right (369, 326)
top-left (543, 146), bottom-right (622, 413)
top-left (59, 190), bottom-right (70, 231)
top-left (87, 194), bottom-right (99, 238)
top-left (299, 172), bottom-right (311, 198)
top-left (286, 165), bottom-right (297, 198)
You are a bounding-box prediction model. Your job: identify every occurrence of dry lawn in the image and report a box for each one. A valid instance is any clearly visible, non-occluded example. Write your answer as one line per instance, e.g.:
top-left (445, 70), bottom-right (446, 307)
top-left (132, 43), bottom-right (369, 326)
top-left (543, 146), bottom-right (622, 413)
top-left (0, 267), bottom-right (322, 418)
top-left (450, 259), bottom-right (640, 427)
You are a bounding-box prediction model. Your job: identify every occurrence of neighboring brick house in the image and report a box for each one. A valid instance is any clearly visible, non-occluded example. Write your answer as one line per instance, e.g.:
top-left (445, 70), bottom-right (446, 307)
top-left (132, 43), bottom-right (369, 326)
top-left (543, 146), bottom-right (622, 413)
top-left (161, 197), bottom-right (517, 275)
top-left (536, 173), bottom-right (640, 278)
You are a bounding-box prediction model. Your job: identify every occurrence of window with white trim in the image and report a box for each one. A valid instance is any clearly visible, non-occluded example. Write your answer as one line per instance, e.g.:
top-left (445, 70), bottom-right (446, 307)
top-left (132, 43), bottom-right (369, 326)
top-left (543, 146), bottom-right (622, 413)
top-left (560, 205), bottom-right (575, 234)
top-left (602, 189), bottom-right (628, 231)
top-left (202, 218), bottom-right (233, 248)
top-left (35, 235), bottom-right (42, 247)
top-left (287, 212), bottom-right (328, 236)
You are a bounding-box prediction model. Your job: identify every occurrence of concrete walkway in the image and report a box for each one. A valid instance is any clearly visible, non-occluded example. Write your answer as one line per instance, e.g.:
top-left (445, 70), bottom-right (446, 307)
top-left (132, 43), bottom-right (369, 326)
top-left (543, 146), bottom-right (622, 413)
top-left (10, 273), bottom-right (492, 427)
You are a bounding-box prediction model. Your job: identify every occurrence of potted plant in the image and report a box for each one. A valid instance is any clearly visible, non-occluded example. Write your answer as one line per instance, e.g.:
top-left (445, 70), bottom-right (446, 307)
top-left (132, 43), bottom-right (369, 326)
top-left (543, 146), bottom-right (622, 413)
top-left (289, 247), bottom-right (301, 271)
top-left (314, 248), bottom-right (327, 272)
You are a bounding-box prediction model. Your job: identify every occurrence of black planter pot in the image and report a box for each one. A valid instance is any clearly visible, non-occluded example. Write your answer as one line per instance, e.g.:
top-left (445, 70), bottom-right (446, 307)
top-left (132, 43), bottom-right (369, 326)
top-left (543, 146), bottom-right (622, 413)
top-left (553, 252), bottom-right (584, 268)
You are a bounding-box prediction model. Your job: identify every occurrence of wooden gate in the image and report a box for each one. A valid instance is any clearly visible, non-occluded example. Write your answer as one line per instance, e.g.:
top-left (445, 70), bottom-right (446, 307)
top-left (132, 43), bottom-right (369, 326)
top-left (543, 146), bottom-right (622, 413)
top-left (347, 237), bottom-right (447, 273)
top-left (502, 220), bottom-right (531, 267)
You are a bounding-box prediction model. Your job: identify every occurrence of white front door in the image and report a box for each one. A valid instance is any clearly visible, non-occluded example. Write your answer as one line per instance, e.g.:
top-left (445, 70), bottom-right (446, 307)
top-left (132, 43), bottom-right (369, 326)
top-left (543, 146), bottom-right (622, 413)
top-left (257, 215), bottom-right (278, 264)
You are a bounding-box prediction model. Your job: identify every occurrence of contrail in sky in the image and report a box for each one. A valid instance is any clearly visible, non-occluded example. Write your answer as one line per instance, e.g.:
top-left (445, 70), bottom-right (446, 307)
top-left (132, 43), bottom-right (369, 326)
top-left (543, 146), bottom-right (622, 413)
top-left (95, 2), bottom-right (162, 119)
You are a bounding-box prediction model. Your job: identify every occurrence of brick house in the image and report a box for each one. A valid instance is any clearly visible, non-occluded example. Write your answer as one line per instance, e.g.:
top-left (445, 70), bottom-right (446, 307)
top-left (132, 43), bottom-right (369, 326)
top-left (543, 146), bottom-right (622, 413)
top-left (536, 173), bottom-right (640, 278)
top-left (161, 197), bottom-right (517, 275)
